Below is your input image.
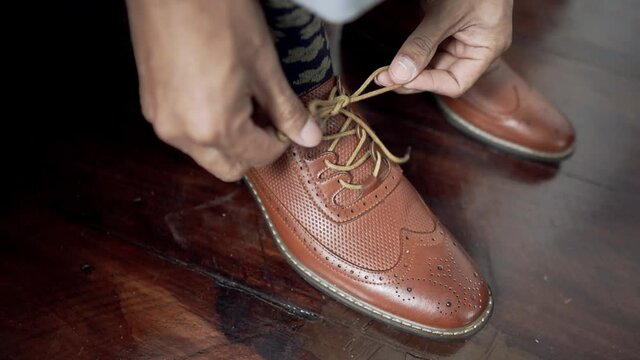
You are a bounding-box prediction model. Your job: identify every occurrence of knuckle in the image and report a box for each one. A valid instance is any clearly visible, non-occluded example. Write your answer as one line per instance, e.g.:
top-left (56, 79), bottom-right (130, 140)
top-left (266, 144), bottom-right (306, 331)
top-left (141, 105), bottom-right (155, 125)
top-left (408, 34), bottom-right (436, 58)
top-left (448, 87), bottom-right (466, 99)
top-left (152, 119), bottom-right (179, 143)
top-left (185, 111), bottom-right (227, 146)
top-left (139, 96), bottom-right (157, 124)
top-left (491, 28), bottom-right (512, 54)
top-left (188, 125), bottom-right (222, 146)
top-left (502, 33), bottom-right (513, 52)
top-left (216, 167), bottom-right (246, 182)
top-left (216, 173), bottom-right (240, 182)
top-left (195, 152), bottom-right (247, 182)
top-left (453, 80), bottom-right (472, 98)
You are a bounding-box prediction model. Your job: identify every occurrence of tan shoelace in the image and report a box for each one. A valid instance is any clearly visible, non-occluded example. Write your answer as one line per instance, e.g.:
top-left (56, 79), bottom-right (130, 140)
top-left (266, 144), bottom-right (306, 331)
top-left (281, 66), bottom-right (410, 190)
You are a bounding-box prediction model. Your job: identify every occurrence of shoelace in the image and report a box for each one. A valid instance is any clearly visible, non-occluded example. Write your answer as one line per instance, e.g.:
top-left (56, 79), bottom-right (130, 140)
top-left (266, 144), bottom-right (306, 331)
top-left (282, 66), bottom-right (410, 190)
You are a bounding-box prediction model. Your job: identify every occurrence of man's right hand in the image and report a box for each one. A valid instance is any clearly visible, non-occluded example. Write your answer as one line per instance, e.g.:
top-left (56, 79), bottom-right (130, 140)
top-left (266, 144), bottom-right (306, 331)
top-left (126, 0), bottom-right (322, 181)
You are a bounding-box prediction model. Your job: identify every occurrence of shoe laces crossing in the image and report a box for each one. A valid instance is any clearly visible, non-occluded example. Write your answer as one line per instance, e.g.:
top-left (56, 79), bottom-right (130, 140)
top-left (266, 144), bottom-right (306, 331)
top-left (307, 66), bottom-right (410, 190)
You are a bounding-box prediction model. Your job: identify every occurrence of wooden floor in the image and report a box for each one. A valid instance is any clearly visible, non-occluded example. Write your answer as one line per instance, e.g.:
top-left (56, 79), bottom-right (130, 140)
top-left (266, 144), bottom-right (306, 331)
top-left (1, 1), bottom-right (639, 359)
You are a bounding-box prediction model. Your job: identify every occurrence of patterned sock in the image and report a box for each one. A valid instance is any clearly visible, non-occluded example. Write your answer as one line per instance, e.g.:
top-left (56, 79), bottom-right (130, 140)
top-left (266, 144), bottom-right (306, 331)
top-left (260, 0), bottom-right (334, 95)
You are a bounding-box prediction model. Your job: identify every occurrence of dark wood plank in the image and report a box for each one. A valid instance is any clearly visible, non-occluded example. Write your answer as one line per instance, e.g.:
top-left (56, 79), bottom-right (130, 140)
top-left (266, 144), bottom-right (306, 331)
top-left (0, 205), bottom-right (292, 359)
top-left (1, 0), bottom-right (639, 359)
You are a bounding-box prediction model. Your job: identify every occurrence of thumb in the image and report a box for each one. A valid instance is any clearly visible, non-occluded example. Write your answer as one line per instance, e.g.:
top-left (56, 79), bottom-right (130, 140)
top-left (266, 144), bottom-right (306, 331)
top-left (270, 85), bottom-right (322, 148)
top-left (388, 17), bottom-right (448, 84)
top-left (254, 57), bottom-right (322, 148)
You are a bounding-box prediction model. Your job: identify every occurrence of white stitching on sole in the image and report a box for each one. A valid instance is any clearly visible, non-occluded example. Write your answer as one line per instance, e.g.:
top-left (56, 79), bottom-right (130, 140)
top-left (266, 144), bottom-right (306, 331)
top-left (435, 96), bottom-right (574, 162)
top-left (244, 177), bottom-right (493, 338)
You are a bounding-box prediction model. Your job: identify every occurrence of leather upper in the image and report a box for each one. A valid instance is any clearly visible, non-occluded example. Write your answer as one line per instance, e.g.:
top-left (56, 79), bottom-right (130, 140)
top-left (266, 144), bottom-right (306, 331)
top-left (247, 78), bottom-right (490, 331)
top-left (440, 59), bottom-right (575, 154)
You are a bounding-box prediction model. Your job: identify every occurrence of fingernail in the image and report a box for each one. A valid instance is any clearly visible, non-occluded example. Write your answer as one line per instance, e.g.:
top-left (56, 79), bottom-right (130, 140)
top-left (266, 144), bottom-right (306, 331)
top-left (376, 74), bottom-right (391, 87)
top-left (299, 117), bottom-right (322, 147)
top-left (390, 55), bottom-right (416, 83)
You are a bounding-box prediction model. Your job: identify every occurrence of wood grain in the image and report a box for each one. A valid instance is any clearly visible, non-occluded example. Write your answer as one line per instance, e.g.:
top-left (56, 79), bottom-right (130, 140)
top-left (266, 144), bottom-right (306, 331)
top-left (1, 0), bottom-right (638, 359)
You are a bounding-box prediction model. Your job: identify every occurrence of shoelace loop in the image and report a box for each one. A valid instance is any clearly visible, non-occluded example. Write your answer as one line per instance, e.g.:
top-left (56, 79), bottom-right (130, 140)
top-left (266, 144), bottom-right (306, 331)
top-left (307, 66), bottom-right (410, 190)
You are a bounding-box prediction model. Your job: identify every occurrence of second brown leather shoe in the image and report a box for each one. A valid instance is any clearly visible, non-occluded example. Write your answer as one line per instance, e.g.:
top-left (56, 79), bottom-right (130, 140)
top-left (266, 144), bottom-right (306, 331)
top-left (436, 59), bottom-right (575, 162)
top-left (246, 69), bottom-right (492, 338)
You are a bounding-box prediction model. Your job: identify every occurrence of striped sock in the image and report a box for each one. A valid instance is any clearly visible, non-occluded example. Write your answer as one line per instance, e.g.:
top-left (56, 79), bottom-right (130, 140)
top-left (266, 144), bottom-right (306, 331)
top-left (260, 0), bottom-right (334, 95)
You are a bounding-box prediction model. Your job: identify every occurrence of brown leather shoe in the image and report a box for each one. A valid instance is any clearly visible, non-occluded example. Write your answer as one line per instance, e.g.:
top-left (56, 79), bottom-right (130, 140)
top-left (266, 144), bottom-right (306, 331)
top-left (246, 69), bottom-right (492, 338)
top-left (436, 59), bottom-right (575, 162)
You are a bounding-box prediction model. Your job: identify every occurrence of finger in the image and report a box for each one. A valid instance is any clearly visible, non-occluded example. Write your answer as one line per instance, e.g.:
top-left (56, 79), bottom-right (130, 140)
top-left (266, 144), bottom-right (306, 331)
top-left (388, 16), bottom-right (450, 84)
top-left (430, 51), bottom-right (458, 70)
top-left (182, 142), bottom-right (249, 182)
top-left (402, 57), bottom-right (492, 97)
top-left (393, 87), bottom-right (422, 95)
top-left (225, 118), bottom-right (290, 167)
top-left (253, 44), bottom-right (322, 148)
top-left (440, 38), bottom-right (489, 61)
top-left (375, 70), bottom-right (394, 87)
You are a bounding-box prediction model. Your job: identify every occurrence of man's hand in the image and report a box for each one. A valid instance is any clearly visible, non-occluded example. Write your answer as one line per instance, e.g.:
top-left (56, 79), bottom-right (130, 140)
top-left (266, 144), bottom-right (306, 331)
top-left (376, 0), bottom-right (513, 97)
top-left (126, 0), bottom-right (322, 181)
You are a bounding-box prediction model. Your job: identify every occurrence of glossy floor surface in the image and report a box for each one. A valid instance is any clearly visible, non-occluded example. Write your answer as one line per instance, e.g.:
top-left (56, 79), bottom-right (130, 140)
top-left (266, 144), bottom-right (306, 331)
top-left (1, 1), bottom-right (639, 359)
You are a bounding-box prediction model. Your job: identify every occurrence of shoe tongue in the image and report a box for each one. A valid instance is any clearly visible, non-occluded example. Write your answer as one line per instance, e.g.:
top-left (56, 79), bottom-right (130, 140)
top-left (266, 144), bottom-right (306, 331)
top-left (300, 77), bottom-right (386, 206)
top-left (300, 77), bottom-right (337, 106)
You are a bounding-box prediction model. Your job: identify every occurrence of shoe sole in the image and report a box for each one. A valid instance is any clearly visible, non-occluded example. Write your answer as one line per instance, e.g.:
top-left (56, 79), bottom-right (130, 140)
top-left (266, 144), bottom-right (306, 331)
top-left (244, 176), bottom-right (493, 339)
top-left (435, 96), bottom-right (574, 162)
